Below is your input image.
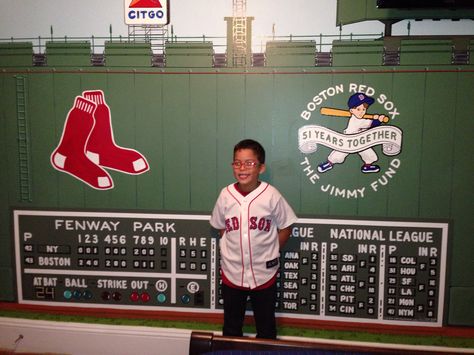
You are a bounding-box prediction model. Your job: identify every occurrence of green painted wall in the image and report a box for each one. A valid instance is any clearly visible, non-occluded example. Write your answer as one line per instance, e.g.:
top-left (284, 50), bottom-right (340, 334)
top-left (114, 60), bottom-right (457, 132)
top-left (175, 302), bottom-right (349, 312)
top-left (0, 41), bottom-right (473, 326)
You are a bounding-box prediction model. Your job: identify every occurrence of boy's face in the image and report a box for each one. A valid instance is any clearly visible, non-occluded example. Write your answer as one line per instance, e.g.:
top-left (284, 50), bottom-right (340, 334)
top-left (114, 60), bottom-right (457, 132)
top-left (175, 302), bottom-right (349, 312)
top-left (350, 103), bottom-right (368, 119)
top-left (233, 148), bottom-right (266, 192)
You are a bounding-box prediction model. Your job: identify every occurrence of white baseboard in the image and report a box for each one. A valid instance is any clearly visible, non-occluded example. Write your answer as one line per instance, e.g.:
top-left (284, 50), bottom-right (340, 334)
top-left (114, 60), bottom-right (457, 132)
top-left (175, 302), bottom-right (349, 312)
top-left (0, 317), bottom-right (191, 355)
top-left (2, 317), bottom-right (471, 355)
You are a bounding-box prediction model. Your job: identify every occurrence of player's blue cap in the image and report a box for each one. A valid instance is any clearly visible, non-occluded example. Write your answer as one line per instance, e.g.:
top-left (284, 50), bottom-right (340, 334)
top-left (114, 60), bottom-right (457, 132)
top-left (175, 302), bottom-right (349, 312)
top-left (348, 93), bottom-right (374, 108)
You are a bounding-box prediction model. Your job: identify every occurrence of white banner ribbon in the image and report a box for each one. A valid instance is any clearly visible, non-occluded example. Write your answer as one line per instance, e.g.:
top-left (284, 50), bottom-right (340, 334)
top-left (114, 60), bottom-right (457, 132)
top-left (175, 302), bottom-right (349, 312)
top-left (298, 125), bottom-right (403, 156)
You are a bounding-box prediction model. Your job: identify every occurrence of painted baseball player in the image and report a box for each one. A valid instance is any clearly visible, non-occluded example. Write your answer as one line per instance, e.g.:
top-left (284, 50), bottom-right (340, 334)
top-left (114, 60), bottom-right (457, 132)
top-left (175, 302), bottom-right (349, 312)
top-left (210, 139), bottom-right (297, 339)
top-left (318, 92), bottom-right (388, 174)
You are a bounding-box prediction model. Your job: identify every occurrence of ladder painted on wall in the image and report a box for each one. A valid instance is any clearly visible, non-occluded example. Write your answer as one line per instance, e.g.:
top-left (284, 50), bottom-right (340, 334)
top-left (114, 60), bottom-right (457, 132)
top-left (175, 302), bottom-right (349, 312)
top-left (15, 76), bottom-right (32, 202)
top-left (232, 0), bottom-right (247, 67)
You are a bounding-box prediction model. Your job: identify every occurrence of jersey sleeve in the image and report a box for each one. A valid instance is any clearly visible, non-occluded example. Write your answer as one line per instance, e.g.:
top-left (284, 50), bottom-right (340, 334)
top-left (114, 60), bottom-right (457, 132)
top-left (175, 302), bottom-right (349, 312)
top-left (210, 188), bottom-right (226, 230)
top-left (273, 191), bottom-right (298, 229)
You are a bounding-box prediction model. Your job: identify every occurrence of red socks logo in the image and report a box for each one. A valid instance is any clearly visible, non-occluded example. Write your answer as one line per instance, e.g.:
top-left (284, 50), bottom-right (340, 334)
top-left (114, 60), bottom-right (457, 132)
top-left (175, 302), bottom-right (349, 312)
top-left (51, 90), bottom-right (150, 190)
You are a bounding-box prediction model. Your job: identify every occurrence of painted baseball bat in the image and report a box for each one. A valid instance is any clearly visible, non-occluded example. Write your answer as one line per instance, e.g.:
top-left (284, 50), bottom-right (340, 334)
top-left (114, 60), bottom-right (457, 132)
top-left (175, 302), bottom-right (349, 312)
top-left (320, 107), bottom-right (389, 123)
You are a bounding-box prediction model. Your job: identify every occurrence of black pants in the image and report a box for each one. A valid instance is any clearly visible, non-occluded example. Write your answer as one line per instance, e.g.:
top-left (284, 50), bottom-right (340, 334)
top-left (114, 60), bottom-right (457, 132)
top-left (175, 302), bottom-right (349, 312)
top-left (222, 282), bottom-right (277, 339)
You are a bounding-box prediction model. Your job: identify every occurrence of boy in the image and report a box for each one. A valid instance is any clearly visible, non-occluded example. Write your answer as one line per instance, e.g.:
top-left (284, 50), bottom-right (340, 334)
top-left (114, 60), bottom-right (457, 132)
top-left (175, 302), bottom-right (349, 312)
top-left (210, 139), bottom-right (297, 339)
top-left (318, 92), bottom-right (387, 174)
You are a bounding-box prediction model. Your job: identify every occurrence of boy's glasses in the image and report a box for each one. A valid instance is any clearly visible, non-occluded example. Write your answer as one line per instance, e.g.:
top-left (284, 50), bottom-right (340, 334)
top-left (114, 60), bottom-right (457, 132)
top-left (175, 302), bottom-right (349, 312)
top-left (232, 160), bottom-right (259, 169)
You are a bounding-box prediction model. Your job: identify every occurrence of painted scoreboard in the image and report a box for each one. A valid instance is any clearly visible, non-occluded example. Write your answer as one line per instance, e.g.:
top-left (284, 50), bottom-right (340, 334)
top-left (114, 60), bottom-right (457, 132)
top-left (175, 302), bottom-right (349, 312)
top-left (15, 210), bottom-right (215, 311)
top-left (13, 209), bottom-right (449, 326)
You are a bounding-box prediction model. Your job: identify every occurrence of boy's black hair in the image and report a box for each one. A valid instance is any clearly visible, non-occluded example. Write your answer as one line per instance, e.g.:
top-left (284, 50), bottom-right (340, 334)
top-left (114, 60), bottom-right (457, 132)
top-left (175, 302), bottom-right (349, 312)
top-left (234, 139), bottom-right (265, 164)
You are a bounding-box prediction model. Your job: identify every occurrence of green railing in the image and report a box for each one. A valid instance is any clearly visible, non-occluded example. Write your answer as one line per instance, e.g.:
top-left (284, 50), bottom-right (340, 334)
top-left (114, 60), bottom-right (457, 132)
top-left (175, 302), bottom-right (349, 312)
top-left (0, 31), bottom-right (384, 54)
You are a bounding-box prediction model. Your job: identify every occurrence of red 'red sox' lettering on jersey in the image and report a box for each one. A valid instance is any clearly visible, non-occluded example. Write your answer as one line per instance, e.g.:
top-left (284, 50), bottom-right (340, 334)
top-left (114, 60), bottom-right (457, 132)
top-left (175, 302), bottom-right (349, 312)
top-left (225, 217), bottom-right (239, 232)
top-left (225, 216), bottom-right (272, 232)
top-left (210, 182), bottom-right (297, 289)
top-left (250, 217), bottom-right (271, 231)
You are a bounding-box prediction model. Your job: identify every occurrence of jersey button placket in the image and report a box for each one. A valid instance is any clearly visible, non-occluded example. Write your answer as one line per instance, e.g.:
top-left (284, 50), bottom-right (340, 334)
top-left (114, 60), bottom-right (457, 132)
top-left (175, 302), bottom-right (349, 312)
top-left (241, 201), bottom-right (252, 286)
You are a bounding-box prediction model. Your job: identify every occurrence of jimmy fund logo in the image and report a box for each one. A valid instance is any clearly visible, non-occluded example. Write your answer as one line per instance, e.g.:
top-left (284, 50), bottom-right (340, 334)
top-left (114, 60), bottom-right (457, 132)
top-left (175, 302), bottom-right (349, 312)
top-left (297, 83), bottom-right (403, 199)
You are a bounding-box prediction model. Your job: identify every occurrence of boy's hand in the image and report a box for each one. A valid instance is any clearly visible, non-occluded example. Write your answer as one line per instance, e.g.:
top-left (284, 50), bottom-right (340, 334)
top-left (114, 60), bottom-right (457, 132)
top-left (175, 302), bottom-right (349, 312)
top-left (374, 114), bottom-right (389, 123)
top-left (278, 226), bottom-right (293, 249)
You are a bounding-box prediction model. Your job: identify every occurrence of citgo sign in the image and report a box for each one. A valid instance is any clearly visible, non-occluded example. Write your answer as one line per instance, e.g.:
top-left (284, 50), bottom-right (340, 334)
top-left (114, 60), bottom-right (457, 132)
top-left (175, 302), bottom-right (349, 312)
top-left (124, 0), bottom-right (169, 25)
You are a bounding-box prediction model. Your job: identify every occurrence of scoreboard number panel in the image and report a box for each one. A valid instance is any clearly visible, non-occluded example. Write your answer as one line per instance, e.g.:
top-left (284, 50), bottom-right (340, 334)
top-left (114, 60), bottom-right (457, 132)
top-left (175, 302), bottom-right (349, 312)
top-left (14, 210), bottom-right (216, 312)
top-left (13, 209), bottom-right (449, 326)
top-left (278, 219), bottom-right (449, 326)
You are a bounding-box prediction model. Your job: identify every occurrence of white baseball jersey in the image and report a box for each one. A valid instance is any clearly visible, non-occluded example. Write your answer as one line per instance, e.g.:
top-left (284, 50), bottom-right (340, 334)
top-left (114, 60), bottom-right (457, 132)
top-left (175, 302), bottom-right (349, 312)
top-left (210, 182), bottom-right (297, 289)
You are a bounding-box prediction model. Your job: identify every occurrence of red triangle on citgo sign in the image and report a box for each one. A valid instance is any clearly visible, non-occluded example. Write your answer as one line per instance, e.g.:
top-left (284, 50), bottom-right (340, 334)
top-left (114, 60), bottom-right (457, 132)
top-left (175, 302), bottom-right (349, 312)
top-left (129, 0), bottom-right (162, 8)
